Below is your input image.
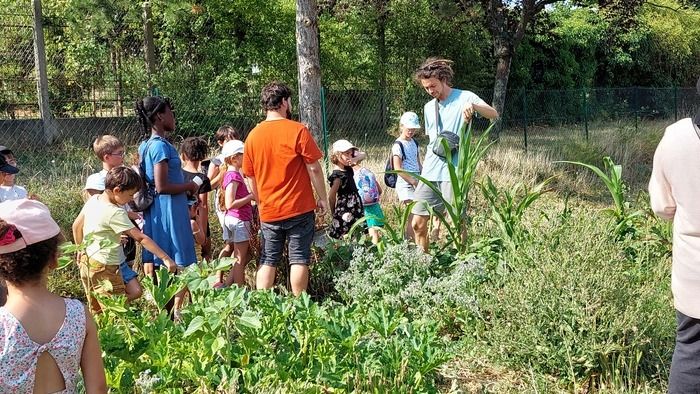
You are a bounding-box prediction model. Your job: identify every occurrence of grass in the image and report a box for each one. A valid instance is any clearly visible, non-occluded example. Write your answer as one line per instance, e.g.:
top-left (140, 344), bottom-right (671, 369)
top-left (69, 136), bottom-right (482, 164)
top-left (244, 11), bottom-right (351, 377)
top-left (9, 118), bottom-right (676, 392)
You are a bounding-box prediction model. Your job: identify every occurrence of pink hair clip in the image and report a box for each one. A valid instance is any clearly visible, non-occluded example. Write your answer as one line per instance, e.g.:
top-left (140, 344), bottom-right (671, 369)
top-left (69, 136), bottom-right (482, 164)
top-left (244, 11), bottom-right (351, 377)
top-left (0, 225), bottom-right (18, 246)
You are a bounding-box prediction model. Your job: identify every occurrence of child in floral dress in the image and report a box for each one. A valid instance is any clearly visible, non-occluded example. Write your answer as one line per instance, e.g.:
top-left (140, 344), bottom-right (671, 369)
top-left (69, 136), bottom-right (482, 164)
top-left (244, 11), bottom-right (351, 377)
top-left (328, 139), bottom-right (366, 239)
top-left (0, 199), bottom-right (106, 393)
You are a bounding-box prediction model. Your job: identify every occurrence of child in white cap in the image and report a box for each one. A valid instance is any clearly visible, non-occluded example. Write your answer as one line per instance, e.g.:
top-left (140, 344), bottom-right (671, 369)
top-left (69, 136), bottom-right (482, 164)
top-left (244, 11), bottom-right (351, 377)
top-left (392, 111), bottom-right (422, 240)
top-left (328, 139), bottom-right (366, 239)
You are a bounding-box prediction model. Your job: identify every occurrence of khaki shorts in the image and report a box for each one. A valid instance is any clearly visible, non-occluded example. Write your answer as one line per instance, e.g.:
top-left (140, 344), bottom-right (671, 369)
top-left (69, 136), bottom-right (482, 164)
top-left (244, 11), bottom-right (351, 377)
top-left (411, 181), bottom-right (455, 216)
top-left (79, 256), bottom-right (126, 313)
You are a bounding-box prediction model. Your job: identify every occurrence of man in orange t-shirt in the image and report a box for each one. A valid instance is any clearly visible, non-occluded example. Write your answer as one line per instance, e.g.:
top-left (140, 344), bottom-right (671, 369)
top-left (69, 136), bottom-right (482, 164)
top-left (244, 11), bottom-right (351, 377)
top-left (242, 81), bottom-right (329, 295)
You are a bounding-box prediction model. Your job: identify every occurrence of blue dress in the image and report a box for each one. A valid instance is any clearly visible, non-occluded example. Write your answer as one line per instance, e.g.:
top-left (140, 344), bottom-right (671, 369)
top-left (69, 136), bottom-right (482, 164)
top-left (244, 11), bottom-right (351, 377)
top-left (139, 136), bottom-right (197, 267)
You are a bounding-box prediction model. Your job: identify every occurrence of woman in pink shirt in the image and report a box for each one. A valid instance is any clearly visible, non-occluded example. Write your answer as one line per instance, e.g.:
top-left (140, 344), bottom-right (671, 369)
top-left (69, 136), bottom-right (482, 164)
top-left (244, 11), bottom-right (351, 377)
top-left (649, 77), bottom-right (700, 393)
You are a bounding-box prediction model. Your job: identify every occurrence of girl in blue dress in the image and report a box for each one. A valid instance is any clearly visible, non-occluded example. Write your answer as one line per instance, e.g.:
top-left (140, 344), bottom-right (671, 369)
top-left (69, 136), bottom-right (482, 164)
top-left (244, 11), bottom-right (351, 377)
top-left (135, 96), bottom-right (199, 317)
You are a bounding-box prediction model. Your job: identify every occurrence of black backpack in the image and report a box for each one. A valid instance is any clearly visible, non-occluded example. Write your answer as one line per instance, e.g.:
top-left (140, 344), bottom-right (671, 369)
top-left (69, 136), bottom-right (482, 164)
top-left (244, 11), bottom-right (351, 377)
top-left (384, 139), bottom-right (418, 188)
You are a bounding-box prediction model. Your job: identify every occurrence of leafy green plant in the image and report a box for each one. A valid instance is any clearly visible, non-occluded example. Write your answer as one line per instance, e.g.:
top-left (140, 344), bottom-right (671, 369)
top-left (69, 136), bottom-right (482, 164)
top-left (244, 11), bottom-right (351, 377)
top-left (479, 176), bottom-right (552, 248)
top-left (558, 156), bottom-right (645, 239)
top-left (393, 121), bottom-right (494, 253)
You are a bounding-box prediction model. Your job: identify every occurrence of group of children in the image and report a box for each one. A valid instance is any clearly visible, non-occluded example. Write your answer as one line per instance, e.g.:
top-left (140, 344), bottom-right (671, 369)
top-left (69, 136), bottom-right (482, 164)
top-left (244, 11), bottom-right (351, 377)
top-left (70, 126), bottom-right (253, 315)
top-left (327, 111), bottom-right (423, 243)
top-left (0, 109), bottom-right (424, 392)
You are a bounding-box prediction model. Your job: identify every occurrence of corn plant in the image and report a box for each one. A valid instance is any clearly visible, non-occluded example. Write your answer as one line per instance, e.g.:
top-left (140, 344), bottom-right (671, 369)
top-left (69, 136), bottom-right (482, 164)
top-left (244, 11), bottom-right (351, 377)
top-left (479, 176), bottom-right (552, 249)
top-left (393, 121), bottom-right (494, 253)
top-left (558, 156), bottom-right (644, 239)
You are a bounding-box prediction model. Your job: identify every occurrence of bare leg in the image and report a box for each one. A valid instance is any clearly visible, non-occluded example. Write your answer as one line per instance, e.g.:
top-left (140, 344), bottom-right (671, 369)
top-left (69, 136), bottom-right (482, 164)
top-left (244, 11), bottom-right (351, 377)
top-left (289, 264), bottom-right (309, 296)
top-left (431, 215), bottom-right (442, 240)
top-left (124, 278), bottom-right (143, 302)
top-left (256, 264), bottom-right (276, 290)
top-left (412, 214), bottom-right (430, 253)
top-left (217, 243), bottom-right (234, 283)
top-left (403, 200), bottom-right (415, 241)
top-left (223, 241), bottom-right (249, 287)
top-left (368, 227), bottom-right (381, 244)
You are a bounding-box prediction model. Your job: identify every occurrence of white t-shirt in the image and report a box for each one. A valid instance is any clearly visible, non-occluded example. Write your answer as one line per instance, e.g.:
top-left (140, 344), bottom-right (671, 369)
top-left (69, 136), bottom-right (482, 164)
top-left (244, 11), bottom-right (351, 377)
top-left (0, 185), bottom-right (28, 202)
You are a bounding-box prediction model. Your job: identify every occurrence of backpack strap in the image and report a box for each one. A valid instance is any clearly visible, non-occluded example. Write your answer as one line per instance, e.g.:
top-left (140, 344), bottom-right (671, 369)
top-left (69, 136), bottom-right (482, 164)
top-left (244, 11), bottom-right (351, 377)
top-left (394, 140), bottom-right (407, 161)
top-left (139, 137), bottom-right (157, 187)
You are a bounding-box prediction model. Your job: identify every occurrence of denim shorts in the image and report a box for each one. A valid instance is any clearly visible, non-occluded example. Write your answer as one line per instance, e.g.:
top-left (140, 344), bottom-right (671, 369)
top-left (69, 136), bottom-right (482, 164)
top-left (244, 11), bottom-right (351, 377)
top-left (260, 211), bottom-right (315, 266)
top-left (119, 261), bottom-right (138, 284)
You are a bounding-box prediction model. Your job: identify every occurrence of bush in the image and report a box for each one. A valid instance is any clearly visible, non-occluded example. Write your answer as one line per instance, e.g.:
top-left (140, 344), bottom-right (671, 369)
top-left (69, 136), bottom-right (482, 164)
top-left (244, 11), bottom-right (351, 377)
top-left (476, 207), bottom-right (674, 391)
top-left (336, 242), bottom-right (487, 327)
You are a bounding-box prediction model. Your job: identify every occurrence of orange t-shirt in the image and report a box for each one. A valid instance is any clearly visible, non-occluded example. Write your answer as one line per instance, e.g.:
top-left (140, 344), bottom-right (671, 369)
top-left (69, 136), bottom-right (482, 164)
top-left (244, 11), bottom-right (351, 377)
top-left (242, 118), bottom-right (323, 222)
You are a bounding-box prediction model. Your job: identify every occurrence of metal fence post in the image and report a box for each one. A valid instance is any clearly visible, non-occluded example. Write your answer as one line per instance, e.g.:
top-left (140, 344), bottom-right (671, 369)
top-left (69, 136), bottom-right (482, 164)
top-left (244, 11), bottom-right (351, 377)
top-left (674, 85), bottom-right (678, 121)
top-left (320, 86), bottom-right (329, 170)
top-left (583, 88), bottom-right (589, 141)
top-left (522, 88), bottom-right (528, 152)
top-left (634, 86), bottom-right (639, 132)
top-left (32, 0), bottom-right (57, 144)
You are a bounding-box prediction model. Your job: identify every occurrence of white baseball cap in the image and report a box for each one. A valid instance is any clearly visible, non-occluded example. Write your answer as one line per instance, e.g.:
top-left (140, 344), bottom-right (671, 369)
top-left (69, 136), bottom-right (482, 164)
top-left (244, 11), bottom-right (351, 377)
top-left (221, 140), bottom-right (244, 158)
top-left (400, 111), bottom-right (421, 129)
top-left (332, 139), bottom-right (356, 153)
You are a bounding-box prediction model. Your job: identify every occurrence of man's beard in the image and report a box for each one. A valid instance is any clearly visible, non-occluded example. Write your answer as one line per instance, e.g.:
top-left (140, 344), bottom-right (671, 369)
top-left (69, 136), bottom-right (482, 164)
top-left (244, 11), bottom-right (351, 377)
top-left (286, 107), bottom-right (292, 119)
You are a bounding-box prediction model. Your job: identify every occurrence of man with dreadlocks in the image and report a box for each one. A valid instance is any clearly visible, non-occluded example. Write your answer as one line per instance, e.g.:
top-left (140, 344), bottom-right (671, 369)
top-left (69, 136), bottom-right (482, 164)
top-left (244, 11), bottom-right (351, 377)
top-left (411, 57), bottom-right (498, 252)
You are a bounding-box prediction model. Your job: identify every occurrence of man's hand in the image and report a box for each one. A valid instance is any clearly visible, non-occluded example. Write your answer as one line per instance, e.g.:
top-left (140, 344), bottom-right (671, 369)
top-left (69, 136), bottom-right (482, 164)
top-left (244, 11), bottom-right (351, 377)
top-left (316, 198), bottom-right (329, 216)
top-left (462, 103), bottom-right (475, 122)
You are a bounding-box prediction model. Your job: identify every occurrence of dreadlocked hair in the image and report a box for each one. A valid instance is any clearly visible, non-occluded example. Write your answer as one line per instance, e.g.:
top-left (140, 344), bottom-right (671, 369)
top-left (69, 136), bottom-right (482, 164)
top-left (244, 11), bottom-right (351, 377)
top-left (413, 57), bottom-right (455, 86)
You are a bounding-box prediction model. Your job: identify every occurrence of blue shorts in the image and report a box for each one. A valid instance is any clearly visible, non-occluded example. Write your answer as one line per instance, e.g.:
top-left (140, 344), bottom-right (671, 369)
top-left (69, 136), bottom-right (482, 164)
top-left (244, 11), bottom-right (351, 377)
top-left (119, 261), bottom-right (138, 284)
top-left (260, 211), bottom-right (315, 266)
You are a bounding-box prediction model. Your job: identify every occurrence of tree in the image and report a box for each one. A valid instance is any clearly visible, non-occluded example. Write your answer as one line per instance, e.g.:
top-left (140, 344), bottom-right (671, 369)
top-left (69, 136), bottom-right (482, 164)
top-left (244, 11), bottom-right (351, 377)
top-left (296, 0), bottom-right (324, 142)
top-left (459, 0), bottom-right (565, 137)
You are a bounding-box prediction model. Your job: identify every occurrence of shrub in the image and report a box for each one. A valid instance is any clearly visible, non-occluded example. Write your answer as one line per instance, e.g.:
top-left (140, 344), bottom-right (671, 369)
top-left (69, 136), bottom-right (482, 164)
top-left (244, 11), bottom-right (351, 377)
top-left (336, 242), bottom-right (487, 327)
top-left (477, 207), bottom-right (674, 391)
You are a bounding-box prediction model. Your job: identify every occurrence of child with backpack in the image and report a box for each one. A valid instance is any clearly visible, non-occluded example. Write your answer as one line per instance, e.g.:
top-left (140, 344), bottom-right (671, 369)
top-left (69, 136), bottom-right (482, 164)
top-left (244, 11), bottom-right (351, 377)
top-left (352, 152), bottom-right (385, 244)
top-left (328, 139), bottom-right (366, 239)
top-left (388, 112), bottom-right (422, 240)
top-left (0, 199), bottom-right (107, 392)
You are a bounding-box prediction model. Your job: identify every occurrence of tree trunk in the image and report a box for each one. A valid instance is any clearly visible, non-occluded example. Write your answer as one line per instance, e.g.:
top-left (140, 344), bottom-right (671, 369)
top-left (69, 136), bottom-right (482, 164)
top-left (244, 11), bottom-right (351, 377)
top-left (492, 47), bottom-right (511, 139)
top-left (376, 1), bottom-right (388, 130)
top-left (296, 0), bottom-right (324, 143)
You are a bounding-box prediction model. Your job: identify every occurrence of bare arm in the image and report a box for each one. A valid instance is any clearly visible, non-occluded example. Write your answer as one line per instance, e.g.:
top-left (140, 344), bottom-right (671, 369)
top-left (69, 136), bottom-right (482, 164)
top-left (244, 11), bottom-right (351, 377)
top-left (81, 307), bottom-right (107, 394)
top-left (197, 192), bottom-right (208, 239)
top-left (328, 178), bottom-right (341, 213)
top-left (153, 161), bottom-right (198, 195)
top-left (467, 102), bottom-right (499, 121)
top-left (72, 212), bottom-right (85, 245)
top-left (191, 220), bottom-right (206, 246)
top-left (392, 155), bottom-right (417, 186)
top-left (247, 175), bottom-right (259, 203)
top-left (305, 160), bottom-right (329, 213)
top-left (209, 163), bottom-right (227, 189)
top-left (225, 181), bottom-right (253, 210)
top-left (125, 228), bottom-right (176, 271)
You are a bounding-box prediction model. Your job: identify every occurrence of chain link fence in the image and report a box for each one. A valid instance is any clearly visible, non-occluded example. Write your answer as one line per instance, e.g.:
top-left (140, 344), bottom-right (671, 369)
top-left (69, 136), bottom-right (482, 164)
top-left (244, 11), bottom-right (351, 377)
top-left (0, 0), bottom-right (698, 191)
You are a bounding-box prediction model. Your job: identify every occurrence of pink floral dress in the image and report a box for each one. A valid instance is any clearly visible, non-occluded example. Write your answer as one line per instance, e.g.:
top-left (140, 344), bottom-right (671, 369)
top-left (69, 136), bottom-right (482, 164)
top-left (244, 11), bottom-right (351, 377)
top-left (0, 298), bottom-right (86, 393)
